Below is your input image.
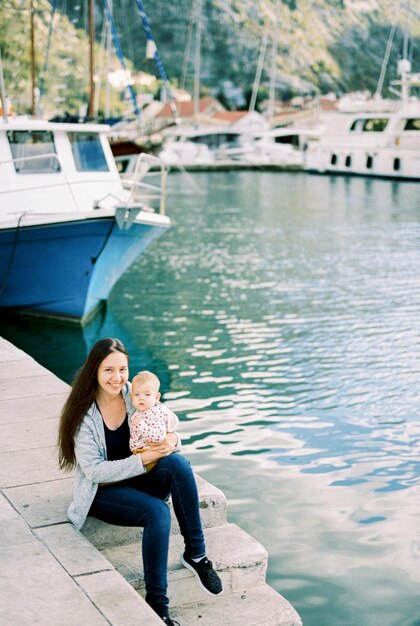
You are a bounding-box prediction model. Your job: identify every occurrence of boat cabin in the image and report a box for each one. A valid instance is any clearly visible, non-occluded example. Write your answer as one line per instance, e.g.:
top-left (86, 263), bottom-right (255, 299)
top-left (0, 118), bottom-right (124, 217)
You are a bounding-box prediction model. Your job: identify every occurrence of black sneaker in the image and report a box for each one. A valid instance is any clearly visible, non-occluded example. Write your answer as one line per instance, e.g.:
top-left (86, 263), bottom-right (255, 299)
top-left (181, 552), bottom-right (223, 596)
top-left (161, 616), bottom-right (181, 626)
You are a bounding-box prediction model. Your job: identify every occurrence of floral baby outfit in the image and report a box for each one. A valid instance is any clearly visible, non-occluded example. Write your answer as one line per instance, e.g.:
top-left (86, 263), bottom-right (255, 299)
top-left (129, 402), bottom-right (179, 470)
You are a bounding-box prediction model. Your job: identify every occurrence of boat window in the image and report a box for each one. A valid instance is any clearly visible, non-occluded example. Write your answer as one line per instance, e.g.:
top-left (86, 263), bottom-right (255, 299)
top-left (362, 118), bottom-right (389, 132)
top-left (350, 120), bottom-right (362, 132)
top-left (7, 130), bottom-right (60, 174)
top-left (274, 135), bottom-right (296, 146)
top-left (366, 156), bottom-right (373, 169)
top-left (191, 135), bottom-right (212, 147)
top-left (403, 119), bottom-right (420, 131)
top-left (331, 153), bottom-right (338, 165)
top-left (189, 133), bottom-right (240, 149)
top-left (115, 157), bottom-right (131, 174)
top-left (345, 155), bottom-right (352, 167)
top-left (68, 132), bottom-right (109, 171)
top-left (393, 158), bottom-right (401, 171)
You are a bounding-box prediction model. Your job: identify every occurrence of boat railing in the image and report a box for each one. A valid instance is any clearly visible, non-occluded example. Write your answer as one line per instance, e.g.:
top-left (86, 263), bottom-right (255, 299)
top-left (120, 153), bottom-right (167, 215)
top-left (0, 151), bottom-right (60, 170)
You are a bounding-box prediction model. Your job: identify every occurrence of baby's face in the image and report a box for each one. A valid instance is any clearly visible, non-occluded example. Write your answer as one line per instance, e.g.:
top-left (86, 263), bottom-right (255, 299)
top-left (131, 382), bottom-right (160, 412)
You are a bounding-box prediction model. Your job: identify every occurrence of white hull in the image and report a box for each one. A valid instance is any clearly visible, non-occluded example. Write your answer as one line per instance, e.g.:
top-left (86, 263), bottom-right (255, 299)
top-left (306, 142), bottom-right (420, 180)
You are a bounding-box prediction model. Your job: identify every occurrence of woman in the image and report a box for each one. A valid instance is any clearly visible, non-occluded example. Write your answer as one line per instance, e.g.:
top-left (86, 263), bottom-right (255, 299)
top-left (58, 338), bottom-right (222, 626)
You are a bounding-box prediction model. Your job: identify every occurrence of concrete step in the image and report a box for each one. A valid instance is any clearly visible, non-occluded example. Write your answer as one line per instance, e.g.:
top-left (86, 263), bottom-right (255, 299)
top-left (82, 473), bottom-right (227, 549)
top-left (100, 523), bottom-right (268, 606)
top-left (171, 584), bottom-right (302, 626)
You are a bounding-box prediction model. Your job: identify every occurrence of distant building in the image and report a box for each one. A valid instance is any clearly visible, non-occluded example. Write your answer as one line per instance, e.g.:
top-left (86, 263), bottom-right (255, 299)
top-left (108, 96), bottom-right (226, 144)
top-left (259, 94), bottom-right (339, 129)
top-left (318, 94), bottom-right (339, 114)
top-left (211, 110), bottom-right (269, 133)
top-left (154, 96), bottom-right (226, 130)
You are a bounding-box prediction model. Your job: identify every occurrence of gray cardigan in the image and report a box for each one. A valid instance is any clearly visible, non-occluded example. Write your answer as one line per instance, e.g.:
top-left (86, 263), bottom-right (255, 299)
top-left (67, 383), bottom-right (180, 529)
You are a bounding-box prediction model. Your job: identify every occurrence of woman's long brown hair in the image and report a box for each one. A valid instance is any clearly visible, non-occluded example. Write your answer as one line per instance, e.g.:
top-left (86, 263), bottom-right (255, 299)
top-left (57, 338), bottom-right (129, 471)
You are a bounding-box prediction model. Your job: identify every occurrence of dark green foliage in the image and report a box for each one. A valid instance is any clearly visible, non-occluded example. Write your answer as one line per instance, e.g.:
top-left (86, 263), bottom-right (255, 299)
top-left (330, 19), bottom-right (419, 95)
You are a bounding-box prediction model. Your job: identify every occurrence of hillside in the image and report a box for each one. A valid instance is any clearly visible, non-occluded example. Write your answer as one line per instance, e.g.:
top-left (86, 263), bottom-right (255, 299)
top-left (0, 0), bottom-right (418, 117)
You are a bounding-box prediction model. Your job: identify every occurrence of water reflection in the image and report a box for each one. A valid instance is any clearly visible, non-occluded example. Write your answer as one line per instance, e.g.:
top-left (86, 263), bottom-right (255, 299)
top-left (0, 307), bottom-right (173, 390)
top-left (1, 172), bottom-right (419, 626)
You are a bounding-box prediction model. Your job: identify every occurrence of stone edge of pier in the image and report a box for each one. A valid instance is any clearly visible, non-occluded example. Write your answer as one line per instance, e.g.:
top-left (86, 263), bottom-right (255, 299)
top-left (0, 336), bottom-right (163, 626)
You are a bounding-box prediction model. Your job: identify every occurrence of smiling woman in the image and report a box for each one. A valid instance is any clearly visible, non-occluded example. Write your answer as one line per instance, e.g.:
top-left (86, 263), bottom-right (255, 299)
top-left (57, 337), bottom-right (223, 625)
top-left (58, 338), bottom-right (131, 470)
top-left (95, 350), bottom-right (129, 431)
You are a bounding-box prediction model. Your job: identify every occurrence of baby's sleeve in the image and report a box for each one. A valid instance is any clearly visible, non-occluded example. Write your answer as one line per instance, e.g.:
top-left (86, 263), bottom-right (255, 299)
top-left (162, 404), bottom-right (179, 432)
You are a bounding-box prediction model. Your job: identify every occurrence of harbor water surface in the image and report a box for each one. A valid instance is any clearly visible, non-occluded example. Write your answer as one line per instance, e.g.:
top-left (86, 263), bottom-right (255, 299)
top-left (1, 171), bottom-right (419, 626)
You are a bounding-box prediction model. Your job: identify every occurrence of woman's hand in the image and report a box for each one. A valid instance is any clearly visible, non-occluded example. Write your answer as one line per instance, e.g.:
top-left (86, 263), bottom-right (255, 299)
top-left (145, 433), bottom-right (178, 454)
top-left (140, 433), bottom-right (178, 466)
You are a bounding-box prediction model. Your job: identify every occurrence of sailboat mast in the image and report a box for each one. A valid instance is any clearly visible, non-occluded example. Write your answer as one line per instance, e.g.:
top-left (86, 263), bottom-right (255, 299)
top-left (268, 4), bottom-right (280, 122)
top-left (249, 31), bottom-right (268, 113)
top-left (268, 37), bottom-right (278, 121)
top-left (105, 0), bottom-right (112, 118)
top-left (0, 49), bottom-right (9, 122)
top-left (30, 0), bottom-right (36, 116)
top-left (87, 0), bottom-right (95, 118)
top-left (193, 0), bottom-right (202, 124)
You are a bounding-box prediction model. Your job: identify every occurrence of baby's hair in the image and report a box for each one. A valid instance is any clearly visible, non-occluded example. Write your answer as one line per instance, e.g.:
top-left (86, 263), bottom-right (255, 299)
top-left (132, 370), bottom-right (160, 390)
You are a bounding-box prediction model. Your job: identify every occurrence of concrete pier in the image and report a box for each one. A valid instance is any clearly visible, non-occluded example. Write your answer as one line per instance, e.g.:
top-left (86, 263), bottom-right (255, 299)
top-left (0, 337), bottom-right (302, 625)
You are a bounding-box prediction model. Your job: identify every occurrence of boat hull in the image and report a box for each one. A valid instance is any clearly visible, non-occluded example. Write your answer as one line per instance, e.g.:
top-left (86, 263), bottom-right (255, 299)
top-left (305, 145), bottom-right (420, 180)
top-left (0, 216), bottom-right (169, 323)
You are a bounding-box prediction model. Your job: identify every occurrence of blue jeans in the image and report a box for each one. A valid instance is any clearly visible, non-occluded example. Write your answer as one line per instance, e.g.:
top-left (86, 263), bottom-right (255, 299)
top-left (89, 453), bottom-right (206, 616)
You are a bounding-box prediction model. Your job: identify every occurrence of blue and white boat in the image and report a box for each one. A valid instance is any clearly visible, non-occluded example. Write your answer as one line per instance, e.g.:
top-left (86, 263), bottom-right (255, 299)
top-left (0, 117), bottom-right (170, 323)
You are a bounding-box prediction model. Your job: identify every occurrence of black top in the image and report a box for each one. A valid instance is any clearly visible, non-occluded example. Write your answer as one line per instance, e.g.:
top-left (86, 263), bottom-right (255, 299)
top-left (102, 413), bottom-right (131, 461)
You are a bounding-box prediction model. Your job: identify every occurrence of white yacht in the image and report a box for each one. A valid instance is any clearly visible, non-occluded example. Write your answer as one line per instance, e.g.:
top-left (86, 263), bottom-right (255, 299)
top-left (244, 127), bottom-right (322, 167)
top-left (158, 125), bottom-right (256, 168)
top-left (305, 59), bottom-right (420, 180)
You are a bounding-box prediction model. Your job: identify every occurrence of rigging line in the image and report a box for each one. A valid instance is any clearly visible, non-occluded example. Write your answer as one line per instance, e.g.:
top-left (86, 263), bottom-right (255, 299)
top-left (0, 213), bottom-right (25, 298)
top-left (193, 0), bottom-right (202, 122)
top-left (94, 14), bottom-right (109, 117)
top-left (104, 0), bottom-right (113, 118)
top-left (375, 23), bottom-right (396, 98)
top-left (91, 219), bottom-right (116, 266)
top-left (39, 0), bottom-right (58, 102)
top-left (249, 30), bottom-right (268, 113)
top-left (118, 2), bottom-right (135, 70)
top-left (268, 36), bottom-right (278, 121)
top-left (133, 0), bottom-right (179, 122)
top-left (401, 1), bottom-right (420, 19)
top-left (83, 0), bottom-right (88, 34)
top-left (102, 0), bottom-right (143, 123)
top-left (180, 0), bottom-right (195, 90)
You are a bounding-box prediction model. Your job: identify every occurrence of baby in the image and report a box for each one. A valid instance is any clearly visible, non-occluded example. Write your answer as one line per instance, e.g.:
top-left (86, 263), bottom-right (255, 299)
top-left (129, 370), bottom-right (179, 471)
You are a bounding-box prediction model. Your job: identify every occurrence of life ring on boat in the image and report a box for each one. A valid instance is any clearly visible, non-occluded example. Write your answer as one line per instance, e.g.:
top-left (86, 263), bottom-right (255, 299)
top-left (0, 100), bottom-right (13, 116)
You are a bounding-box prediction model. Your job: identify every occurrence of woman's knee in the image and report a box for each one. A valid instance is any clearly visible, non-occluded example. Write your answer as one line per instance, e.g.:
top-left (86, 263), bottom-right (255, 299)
top-left (158, 453), bottom-right (192, 475)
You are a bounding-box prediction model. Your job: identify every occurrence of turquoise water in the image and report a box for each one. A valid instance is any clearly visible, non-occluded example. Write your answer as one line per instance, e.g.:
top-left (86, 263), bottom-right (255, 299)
top-left (2, 171), bottom-right (419, 625)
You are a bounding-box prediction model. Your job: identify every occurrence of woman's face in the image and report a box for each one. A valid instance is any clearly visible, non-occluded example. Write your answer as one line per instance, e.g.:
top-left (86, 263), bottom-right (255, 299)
top-left (96, 351), bottom-right (129, 398)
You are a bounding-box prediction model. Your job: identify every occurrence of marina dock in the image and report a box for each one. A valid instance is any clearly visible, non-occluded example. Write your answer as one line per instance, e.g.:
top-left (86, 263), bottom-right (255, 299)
top-left (0, 337), bottom-right (302, 626)
top-left (167, 162), bottom-right (303, 173)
